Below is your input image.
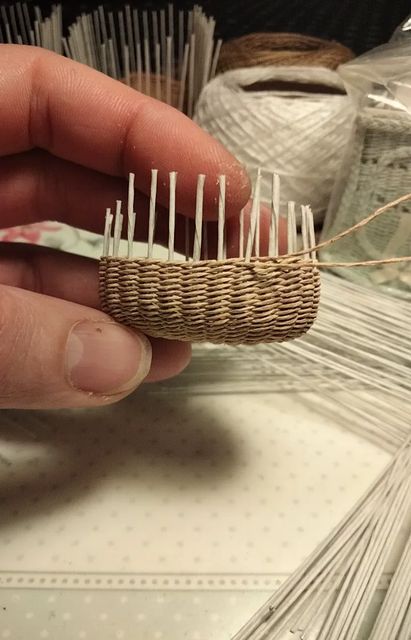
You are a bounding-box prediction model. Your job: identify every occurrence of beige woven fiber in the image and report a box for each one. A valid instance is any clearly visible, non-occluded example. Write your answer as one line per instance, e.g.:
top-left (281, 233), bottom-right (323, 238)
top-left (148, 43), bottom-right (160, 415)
top-left (99, 256), bottom-right (321, 345)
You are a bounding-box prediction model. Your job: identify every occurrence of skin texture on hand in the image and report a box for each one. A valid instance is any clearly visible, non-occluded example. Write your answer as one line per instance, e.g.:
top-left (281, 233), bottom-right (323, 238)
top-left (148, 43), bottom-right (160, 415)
top-left (0, 45), bottom-right (250, 228)
top-left (0, 45), bottom-right (286, 410)
top-left (0, 44), bottom-right (254, 410)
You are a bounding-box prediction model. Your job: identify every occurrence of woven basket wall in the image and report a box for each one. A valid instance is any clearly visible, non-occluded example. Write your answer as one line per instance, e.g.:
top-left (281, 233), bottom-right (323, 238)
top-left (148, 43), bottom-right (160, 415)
top-left (99, 256), bottom-right (321, 345)
top-left (321, 107), bottom-right (411, 296)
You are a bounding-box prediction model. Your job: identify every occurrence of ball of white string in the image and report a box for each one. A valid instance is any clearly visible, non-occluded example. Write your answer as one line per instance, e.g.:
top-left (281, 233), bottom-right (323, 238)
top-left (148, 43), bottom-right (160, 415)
top-left (194, 65), bottom-right (353, 222)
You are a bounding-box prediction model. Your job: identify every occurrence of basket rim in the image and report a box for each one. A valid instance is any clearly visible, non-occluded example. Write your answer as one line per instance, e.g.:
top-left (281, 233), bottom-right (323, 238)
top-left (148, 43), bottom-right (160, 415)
top-left (100, 255), bottom-right (317, 267)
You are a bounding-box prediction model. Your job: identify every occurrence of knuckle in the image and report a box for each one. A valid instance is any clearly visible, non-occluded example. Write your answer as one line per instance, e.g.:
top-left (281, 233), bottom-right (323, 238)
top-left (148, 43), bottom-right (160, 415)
top-left (28, 52), bottom-right (54, 149)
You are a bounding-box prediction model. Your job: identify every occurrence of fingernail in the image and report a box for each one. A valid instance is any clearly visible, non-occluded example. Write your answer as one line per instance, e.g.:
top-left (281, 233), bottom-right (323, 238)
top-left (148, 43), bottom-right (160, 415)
top-left (66, 320), bottom-right (152, 395)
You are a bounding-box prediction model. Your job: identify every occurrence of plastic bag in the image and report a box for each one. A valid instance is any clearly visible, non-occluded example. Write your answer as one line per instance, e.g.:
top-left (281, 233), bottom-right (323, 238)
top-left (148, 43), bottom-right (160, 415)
top-left (338, 42), bottom-right (411, 114)
top-left (320, 26), bottom-right (411, 297)
top-left (390, 13), bottom-right (411, 43)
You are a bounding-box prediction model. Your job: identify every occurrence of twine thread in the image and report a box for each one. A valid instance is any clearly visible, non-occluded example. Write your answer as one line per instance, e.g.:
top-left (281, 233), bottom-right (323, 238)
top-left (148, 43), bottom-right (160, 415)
top-left (217, 33), bottom-right (355, 74)
top-left (286, 191), bottom-right (411, 267)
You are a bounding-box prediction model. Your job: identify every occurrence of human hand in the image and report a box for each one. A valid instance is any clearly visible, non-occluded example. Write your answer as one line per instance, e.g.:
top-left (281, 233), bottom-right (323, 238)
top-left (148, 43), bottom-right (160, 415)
top-left (0, 45), bottom-right (254, 408)
top-left (0, 44), bottom-right (261, 410)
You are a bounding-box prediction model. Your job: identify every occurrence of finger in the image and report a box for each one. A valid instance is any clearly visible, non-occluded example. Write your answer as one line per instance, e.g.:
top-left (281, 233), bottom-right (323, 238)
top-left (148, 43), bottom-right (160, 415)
top-left (0, 243), bottom-right (101, 308)
top-left (211, 201), bottom-right (288, 258)
top-left (0, 284), bottom-right (190, 409)
top-left (0, 246), bottom-right (192, 388)
top-left (130, 199), bottom-right (287, 259)
top-left (146, 338), bottom-right (192, 383)
top-left (0, 150), bottom-right (234, 230)
top-left (0, 44), bottom-right (250, 218)
top-left (0, 191), bottom-right (288, 309)
top-left (0, 149), bottom-right (283, 254)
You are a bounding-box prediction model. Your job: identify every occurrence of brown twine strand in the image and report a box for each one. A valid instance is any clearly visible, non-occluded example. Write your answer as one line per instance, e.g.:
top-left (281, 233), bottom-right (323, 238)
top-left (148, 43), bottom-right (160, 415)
top-left (268, 257), bottom-right (411, 269)
top-left (285, 191), bottom-right (411, 267)
top-left (317, 257), bottom-right (411, 267)
top-left (217, 33), bottom-right (355, 74)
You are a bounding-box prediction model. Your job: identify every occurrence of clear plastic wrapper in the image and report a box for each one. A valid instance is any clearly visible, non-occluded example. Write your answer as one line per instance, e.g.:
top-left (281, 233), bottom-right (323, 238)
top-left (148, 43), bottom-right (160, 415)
top-left (321, 26), bottom-right (411, 297)
top-left (391, 14), bottom-right (411, 43)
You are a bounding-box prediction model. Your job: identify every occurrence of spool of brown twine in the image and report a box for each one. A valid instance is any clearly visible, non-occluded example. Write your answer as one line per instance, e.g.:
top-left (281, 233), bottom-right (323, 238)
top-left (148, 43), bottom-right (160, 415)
top-left (217, 33), bottom-right (355, 73)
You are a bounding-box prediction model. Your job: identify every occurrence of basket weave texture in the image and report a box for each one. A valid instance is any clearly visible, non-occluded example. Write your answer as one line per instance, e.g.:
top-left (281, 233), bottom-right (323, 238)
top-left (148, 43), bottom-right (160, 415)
top-left (99, 256), bottom-right (321, 345)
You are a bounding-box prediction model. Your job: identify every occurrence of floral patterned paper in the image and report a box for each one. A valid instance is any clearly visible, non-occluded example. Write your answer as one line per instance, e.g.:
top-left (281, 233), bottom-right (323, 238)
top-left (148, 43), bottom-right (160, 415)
top-left (0, 223), bottom-right (104, 259)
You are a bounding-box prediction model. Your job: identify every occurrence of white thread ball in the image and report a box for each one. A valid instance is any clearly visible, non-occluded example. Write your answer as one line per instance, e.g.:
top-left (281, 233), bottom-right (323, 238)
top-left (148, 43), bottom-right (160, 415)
top-left (194, 66), bottom-right (353, 222)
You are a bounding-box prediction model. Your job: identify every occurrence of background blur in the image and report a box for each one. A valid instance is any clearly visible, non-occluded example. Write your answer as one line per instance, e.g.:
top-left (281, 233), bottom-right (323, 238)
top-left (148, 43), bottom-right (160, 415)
top-left (1, 0), bottom-right (410, 55)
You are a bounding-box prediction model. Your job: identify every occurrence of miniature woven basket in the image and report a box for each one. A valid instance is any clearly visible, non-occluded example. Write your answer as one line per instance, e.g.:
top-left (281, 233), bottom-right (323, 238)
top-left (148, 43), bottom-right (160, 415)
top-left (99, 256), bottom-right (321, 345)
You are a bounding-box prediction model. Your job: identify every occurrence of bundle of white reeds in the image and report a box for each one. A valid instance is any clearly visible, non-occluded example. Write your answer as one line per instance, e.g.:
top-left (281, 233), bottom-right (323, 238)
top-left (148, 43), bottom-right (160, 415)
top-left (64, 4), bottom-right (221, 114)
top-left (0, 2), bottom-right (62, 52)
top-left (0, 2), bottom-right (221, 115)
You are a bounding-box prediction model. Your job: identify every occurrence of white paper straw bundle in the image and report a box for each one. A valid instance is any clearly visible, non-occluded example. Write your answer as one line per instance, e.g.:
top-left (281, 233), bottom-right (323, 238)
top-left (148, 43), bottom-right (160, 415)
top-left (233, 437), bottom-right (411, 639)
top-left (0, 3), bottom-right (221, 115)
top-left (150, 270), bottom-right (411, 638)
top-left (65, 3), bottom-right (220, 115)
top-left (0, 2), bottom-right (62, 52)
top-left (157, 272), bottom-right (411, 453)
top-left (235, 274), bottom-right (411, 637)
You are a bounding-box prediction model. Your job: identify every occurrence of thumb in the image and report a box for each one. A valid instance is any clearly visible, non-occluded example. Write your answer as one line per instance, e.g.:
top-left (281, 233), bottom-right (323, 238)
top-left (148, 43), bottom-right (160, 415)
top-left (0, 285), bottom-right (152, 409)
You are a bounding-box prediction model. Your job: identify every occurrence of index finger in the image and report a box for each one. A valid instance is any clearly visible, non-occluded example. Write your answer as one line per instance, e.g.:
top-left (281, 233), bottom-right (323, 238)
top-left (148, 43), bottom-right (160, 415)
top-left (0, 44), bottom-right (250, 218)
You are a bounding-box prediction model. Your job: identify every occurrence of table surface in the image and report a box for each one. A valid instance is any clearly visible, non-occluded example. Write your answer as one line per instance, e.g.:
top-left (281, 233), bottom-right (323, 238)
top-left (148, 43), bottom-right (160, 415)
top-left (0, 225), bottom-right (391, 640)
top-left (0, 384), bottom-right (389, 640)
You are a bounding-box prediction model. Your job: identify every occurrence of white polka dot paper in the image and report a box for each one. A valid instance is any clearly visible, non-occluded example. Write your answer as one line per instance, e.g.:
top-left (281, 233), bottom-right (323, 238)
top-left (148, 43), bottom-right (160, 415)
top-left (0, 386), bottom-right (388, 638)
